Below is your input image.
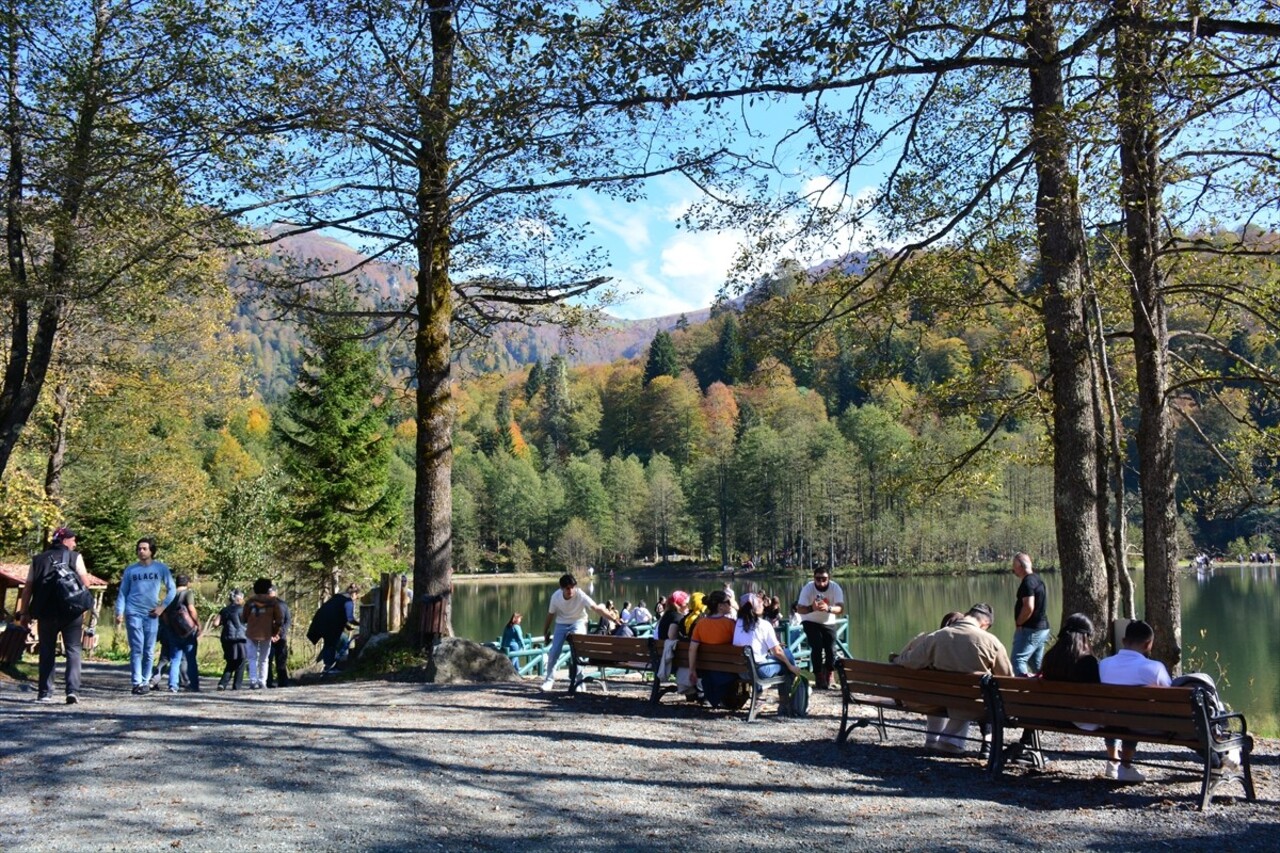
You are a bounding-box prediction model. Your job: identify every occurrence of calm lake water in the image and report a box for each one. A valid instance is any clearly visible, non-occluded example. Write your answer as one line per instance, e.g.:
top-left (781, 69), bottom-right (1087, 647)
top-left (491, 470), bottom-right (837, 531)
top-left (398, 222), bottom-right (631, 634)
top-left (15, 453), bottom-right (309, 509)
top-left (452, 563), bottom-right (1280, 735)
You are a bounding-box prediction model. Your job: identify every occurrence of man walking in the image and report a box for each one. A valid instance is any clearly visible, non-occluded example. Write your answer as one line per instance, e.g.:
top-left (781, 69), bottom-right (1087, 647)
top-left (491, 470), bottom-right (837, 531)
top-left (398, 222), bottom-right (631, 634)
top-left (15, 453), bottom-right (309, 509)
top-left (795, 567), bottom-right (845, 689)
top-left (1010, 553), bottom-right (1051, 676)
top-left (540, 573), bottom-right (614, 692)
top-left (17, 527), bottom-right (90, 704)
top-left (895, 603), bottom-right (1013, 753)
top-left (267, 584), bottom-right (291, 688)
top-left (115, 538), bottom-right (176, 695)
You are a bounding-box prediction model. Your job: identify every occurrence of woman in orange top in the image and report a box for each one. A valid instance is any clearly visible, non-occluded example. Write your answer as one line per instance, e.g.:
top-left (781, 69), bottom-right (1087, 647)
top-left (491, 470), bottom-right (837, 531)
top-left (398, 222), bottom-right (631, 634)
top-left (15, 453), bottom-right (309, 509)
top-left (688, 590), bottom-right (737, 706)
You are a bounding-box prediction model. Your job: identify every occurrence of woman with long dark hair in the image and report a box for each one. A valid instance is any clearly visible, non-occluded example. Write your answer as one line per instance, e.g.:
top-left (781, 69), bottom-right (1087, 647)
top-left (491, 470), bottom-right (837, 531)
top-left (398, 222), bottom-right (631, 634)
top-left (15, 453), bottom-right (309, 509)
top-left (1040, 613), bottom-right (1101, 683)
top-left (733, 593), bottom-right (802, 680)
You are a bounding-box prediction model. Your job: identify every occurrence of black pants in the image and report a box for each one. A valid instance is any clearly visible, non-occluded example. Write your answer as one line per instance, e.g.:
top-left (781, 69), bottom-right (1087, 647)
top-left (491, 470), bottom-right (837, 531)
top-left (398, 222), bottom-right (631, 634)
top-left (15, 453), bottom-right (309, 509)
top-left (267, 637), bottom-right (290, 687)
top-left (219, 639), bottom-right (247, 689)
top-left (38, 612), bottom-right (83, 698)
top-left (801, 620), bottom-right (839, 674)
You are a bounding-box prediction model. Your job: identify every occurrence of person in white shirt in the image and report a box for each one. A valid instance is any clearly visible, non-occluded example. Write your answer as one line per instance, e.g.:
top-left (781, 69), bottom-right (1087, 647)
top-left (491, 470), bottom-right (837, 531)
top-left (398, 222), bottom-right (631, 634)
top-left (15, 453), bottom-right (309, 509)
top-left (733, 593), bottom-right (802, 681)
top-left (540, 573), bottom-right (613, 692)
top-left (631, 601), bottom-right (653, 625)
top-left (795, 567), bottom-right (845, 689)
top-left (1098, 619), bottom-right (1172, 782)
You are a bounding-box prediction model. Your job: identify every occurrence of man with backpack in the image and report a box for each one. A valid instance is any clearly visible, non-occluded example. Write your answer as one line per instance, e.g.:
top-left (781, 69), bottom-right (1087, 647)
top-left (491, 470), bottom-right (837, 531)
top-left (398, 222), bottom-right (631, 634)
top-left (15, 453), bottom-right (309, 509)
top-left (17, 527), bottom-right (92, 704)
top-left (162, 575), bottom-right (201, 693)
top-left (115, 538), bottom-right (176, 695)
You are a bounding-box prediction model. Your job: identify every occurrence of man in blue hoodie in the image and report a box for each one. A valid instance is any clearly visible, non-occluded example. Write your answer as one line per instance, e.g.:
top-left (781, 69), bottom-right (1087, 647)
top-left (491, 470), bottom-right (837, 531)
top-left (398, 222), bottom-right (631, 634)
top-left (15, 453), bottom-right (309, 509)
top-left (114, 537), bottom-right (175, 695)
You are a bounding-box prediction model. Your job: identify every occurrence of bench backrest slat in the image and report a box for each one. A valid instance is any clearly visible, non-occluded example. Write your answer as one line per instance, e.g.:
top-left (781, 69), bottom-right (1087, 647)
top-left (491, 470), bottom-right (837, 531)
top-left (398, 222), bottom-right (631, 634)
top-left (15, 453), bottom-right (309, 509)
top-left (671, 640), bottom-right (749, 674)
top-left (990, 677), bottom-right (1198, 738)
top-left (568, 635), bottom-right (653, 663)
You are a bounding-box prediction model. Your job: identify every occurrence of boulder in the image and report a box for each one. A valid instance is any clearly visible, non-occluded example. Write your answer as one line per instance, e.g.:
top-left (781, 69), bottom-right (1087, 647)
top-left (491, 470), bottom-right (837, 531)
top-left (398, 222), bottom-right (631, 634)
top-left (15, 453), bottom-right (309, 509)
top-left (428, 636), bottom-right (519, 684)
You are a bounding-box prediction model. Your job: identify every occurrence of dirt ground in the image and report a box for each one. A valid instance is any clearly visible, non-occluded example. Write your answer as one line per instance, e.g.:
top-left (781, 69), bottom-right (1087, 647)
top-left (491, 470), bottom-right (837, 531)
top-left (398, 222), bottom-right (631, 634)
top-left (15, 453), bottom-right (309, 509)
top-left (1, 660), bottom-right (1276, 852)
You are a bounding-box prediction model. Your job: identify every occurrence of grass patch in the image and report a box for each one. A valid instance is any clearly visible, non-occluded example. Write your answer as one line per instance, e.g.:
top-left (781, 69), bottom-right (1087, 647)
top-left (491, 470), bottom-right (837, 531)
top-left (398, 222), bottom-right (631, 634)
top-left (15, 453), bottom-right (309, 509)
top-left (344, 633), bottom-right (430, 680)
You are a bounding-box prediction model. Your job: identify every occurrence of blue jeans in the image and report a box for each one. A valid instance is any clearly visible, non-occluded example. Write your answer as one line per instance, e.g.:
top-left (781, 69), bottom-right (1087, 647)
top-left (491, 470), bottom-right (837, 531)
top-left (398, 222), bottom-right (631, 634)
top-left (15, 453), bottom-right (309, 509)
top-left (125, 612), bottom-right (159, 687)
top-left (1012, 627), bottom-right (1051, 676)
top-left (756, 647), bottom-right (797, 679)
top-left (320, 633), bottom-right (350, 670)
top-left (544, 620), bottom-right (584, 680)
top-left (169, 634), bottom-right (199, 691)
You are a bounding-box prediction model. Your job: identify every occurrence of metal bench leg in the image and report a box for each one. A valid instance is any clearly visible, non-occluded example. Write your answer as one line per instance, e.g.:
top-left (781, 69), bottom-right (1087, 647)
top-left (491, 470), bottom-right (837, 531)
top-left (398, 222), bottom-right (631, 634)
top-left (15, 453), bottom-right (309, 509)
top-left (746, 681), bottom-right (762, 723)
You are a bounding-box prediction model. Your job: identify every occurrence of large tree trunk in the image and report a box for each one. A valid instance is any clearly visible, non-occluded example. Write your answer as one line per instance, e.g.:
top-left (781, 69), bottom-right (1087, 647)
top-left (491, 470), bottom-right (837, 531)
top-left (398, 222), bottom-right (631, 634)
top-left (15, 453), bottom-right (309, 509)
top-left (1026, 0), bottom-right (1109, 632)
top-left (1116, 0), bottom-right (1181, 670)
top-left (410, 0), bottom-right (457, 645)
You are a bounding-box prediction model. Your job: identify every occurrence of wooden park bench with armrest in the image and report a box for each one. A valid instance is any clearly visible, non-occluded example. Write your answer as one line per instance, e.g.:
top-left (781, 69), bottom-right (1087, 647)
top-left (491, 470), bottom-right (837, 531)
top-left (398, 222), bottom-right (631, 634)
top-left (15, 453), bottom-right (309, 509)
top-left (649, 641), bottom-right (791, 722)
top-left (985, 676), bottom-right (1256, 810)
top-left (566, 633), bottom-right (657, 696)
top-left (835, 658), bottom-right (991, 751)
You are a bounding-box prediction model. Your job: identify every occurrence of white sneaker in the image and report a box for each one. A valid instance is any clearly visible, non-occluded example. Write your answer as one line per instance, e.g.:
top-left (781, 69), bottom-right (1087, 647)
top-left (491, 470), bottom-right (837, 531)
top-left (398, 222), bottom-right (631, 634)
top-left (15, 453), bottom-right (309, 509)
top-left (539, 679), bottom-right (555, 692)
top-left (1104, 760), bottom-right (1120, 779)
top-left (1116, 764), bottom-right (1146, 782)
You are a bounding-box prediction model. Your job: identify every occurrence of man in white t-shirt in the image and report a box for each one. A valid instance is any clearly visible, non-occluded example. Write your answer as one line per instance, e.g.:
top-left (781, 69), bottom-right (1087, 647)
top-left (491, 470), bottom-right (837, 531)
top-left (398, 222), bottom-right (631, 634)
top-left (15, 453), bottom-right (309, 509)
top-left (1098, 619), bottom-right (1172, 782)
top-left (795, 567), bottom-right (845, 689)
top-left (541, 573), bottom-right (613, 692)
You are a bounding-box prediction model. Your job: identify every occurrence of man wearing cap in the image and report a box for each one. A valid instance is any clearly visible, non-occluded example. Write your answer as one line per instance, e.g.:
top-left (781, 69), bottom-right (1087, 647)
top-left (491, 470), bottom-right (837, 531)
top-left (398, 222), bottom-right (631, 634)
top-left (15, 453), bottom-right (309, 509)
top-left (894, 602), bottom-right (1013, 753)
top-left (17, 527), bottom-right (90, 704)
top-left (115, 537), bottom-right (176, 695)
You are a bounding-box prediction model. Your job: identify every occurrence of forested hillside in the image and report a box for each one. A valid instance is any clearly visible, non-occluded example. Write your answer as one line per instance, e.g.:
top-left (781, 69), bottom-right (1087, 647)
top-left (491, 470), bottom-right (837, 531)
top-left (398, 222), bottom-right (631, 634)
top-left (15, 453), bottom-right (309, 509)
top-left (232, 233), bottom-right (708, 400)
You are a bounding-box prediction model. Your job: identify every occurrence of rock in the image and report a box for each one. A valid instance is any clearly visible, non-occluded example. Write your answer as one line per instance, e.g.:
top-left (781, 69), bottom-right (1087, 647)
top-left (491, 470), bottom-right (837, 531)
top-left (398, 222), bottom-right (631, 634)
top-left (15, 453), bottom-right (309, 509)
top-left (427, 637), bottom-right (519, 684)
top-left (361, 632), bottom-right (397, 655)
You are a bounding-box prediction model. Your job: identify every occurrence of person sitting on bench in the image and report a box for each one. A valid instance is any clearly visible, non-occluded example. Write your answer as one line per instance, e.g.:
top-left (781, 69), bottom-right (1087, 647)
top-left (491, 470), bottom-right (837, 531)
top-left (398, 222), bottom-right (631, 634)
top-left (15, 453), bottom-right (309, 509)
top-left (1098, 619), bottom-right (1171, 783)
top-left (894, 602), bottom-right (1013, 754)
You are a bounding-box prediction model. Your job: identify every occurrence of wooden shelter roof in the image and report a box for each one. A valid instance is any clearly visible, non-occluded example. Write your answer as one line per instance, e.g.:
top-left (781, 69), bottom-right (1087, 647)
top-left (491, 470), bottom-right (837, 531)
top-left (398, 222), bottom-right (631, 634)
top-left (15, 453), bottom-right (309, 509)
top-left (0, 562), bottom-right (109, 591)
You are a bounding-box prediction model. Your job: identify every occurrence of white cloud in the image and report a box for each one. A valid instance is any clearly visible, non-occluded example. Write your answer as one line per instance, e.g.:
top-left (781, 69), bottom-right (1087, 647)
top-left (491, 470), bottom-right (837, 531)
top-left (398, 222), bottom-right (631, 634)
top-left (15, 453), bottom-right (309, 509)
top-left (578, 196), bottom-right (652, 254)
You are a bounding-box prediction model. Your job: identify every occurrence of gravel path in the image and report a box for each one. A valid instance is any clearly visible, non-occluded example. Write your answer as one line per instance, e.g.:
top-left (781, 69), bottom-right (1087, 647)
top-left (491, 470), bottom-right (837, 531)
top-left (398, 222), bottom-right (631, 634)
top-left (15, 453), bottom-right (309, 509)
top-left (1, 661), bottom-right (1276, 851)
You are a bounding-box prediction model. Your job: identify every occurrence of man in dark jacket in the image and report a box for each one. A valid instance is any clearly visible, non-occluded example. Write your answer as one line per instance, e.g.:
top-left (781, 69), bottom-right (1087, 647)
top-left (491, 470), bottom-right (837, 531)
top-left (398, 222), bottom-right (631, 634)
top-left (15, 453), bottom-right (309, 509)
top-left (17, 527), bottom-right (90, 704)
top-left (267, 584), bottom-right (291, 688)
top-left (308, 584), bottom-right (360, 674)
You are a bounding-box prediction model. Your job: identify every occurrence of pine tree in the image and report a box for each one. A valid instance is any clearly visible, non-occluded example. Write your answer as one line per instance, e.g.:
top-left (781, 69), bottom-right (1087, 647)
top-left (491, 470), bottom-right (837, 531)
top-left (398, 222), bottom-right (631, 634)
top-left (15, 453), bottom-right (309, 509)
top-left (718, 313), bottom-right (746, 384)
top-left (643, 331), bottom-right (680, 385)
top-left (525, 360), bottom-right (545, 401)
top-left (276, 300), bottom-right (403, 592)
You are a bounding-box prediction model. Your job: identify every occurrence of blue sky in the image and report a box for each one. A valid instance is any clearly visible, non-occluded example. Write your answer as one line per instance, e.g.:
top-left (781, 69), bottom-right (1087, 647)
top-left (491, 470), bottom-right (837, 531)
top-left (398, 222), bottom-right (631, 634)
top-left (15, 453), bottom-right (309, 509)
top-left (572, 176), bottom-right (749, 321)
top-left (572, 171), bottom-right (883, 321)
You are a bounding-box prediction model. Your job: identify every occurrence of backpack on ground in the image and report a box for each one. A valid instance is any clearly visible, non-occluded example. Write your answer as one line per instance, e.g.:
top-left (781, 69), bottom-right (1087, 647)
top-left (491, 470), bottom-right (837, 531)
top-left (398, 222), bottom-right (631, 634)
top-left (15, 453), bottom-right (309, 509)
top-left (163, 591), bottom-right (199, 640)
top-left (36, 551), bottom-right (94, 622)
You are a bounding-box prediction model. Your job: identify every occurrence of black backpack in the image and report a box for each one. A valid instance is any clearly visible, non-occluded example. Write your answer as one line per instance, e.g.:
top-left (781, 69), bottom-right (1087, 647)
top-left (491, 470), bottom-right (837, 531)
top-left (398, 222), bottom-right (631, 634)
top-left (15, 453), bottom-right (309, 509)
top-left (163, 591), bottom-right (199, 640)
top-left (34, 550), bottom-right (94, 622)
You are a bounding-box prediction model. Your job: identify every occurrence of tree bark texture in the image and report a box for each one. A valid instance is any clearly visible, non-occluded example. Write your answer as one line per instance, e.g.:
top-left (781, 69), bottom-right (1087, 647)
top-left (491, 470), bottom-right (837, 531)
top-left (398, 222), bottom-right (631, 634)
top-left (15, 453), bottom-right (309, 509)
top-left (410, 0), bottom-right (457, 644)
top-left (1025, 0), bottom-right (1109, 633)
top-left (1115, 0), bottom-right (1181, 670)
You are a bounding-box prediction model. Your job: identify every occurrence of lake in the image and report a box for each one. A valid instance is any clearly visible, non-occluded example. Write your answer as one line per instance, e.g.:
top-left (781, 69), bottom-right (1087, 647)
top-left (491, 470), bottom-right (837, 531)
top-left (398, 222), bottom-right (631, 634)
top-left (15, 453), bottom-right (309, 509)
top-left (451, 563), bottom-right (1280, 735)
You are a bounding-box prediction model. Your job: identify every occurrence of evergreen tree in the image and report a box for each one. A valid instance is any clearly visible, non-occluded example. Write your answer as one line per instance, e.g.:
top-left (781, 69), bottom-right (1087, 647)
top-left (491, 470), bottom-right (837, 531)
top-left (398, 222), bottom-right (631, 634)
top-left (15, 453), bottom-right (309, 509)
top-left (525, 360), bottom-right (545, 401)
top-left (643, 331), bottom-right (680, 385)
top-left (718, 313), bottom-right (746, 384)
top-left (276, 301), bottom-right (402, 592)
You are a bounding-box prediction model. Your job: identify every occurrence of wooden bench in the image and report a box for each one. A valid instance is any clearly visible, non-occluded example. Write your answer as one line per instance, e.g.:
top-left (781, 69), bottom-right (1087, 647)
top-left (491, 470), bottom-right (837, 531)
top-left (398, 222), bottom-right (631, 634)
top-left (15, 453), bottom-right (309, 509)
top-left (986, 675), bottom-right (1257, 809)
top-left (835, 658), bottom-right (991, 750)
top-left (566, 634), bottom-right (657, 696)
top-left (649, 640), bottom-right (792, 722)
